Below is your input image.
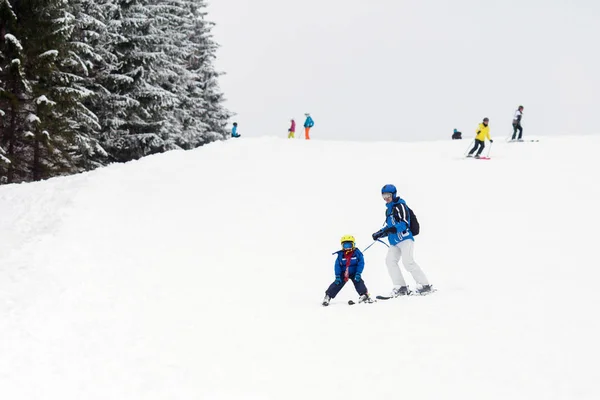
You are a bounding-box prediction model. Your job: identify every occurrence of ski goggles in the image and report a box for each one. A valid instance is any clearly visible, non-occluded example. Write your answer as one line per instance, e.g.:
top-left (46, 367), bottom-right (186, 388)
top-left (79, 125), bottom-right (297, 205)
top-left (382, 193), bottom-right (393, 200)
top-left (342, 241), bottom-right (354, 249)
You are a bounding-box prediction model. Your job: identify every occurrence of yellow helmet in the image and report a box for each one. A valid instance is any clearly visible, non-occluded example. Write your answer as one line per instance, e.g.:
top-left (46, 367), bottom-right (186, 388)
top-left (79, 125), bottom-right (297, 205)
top-left (340, 235), bottom-right (356, 250)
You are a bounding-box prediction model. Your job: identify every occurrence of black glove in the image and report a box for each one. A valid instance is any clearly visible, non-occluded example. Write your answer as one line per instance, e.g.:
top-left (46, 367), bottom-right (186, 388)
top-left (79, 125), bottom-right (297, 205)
top-left (372, 230), bottom-right (384, 241)
top-left (490, 139), bottom-right (494, 143)
top-left (372, 227), bottom-right (395, 240)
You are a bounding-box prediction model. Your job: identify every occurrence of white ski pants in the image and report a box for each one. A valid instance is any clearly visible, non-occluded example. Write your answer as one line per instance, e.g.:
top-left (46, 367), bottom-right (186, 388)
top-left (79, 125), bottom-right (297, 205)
top-left (385, 240), bottom-right (430, 288)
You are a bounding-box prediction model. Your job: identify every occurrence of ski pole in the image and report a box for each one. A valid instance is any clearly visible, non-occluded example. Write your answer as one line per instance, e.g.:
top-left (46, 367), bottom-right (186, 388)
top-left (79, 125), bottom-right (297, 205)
top-left (362, 241), bottom-right (377, 252)
top-left (362, 239), bottom-right (389, 253)
top-left (376, 239), bottom-right (389, 248)
top-left (486, 141), bottom-right (493, 158)
top-left (463, 139), bottom-right (474, 157)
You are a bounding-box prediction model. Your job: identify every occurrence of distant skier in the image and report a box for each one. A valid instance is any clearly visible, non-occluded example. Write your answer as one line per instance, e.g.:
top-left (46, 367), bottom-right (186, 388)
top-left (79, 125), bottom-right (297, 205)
top-left (467, 117), bottom-right (493, 158)
top-left (322, 235), bottom-right (373, 306)
top-left (511, 105), bottom-right (524, 141)
top-left (231, 122), bottom-right (240, 138)
top-left (303, 113), bottom-right (314, 140)
top-left (288, 119), bottom-right (296, 139)
top-left (371, 185), bottom-right (432, 296)
top-left (452, 128), bottom-right (462, 140)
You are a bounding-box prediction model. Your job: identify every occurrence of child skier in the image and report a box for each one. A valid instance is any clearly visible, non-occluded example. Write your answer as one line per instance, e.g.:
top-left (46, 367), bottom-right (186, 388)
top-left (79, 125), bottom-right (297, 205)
top-left (288, 119), bottom-right (296, 138)
top-left (467, 117), bottom-right (493, 158)
top-left (322, 235), bottom-right (373, 306)
top-left (231, 122), bottom-right (240, 138)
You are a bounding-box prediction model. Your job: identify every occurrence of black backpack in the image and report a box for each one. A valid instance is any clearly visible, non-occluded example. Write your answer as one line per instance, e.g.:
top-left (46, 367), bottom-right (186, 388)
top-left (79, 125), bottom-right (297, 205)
top-left (389, 203), bottom-right (420, 236)
top-left (407, 206), bottom-right (420, 236)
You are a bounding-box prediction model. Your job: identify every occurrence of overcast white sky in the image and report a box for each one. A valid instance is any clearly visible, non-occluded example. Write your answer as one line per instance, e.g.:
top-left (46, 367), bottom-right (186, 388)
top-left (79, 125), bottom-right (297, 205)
top-left (207, 0), bottom-right (600, 141)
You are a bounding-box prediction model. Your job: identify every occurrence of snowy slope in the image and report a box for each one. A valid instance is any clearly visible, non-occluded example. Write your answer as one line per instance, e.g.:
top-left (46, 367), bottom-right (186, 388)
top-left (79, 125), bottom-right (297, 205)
top-left (1, 135), bottom-right (599, 400)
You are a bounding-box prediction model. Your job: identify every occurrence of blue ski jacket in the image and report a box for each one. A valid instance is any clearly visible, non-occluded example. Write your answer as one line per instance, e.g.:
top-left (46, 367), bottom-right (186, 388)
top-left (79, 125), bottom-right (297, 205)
top-left (332, 248), bottom-right (365, 276)
top-left (304, 116), bottom-right (314, 128)
top-left (232, 125), bottom-right (238, 136)
top-left (381, 197), bottom-right (414, 246)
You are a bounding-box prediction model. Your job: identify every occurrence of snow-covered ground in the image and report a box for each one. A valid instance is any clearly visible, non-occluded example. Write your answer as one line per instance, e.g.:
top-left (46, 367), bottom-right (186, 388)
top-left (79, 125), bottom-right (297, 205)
top-left (1, 135), bottom-right (599, 400)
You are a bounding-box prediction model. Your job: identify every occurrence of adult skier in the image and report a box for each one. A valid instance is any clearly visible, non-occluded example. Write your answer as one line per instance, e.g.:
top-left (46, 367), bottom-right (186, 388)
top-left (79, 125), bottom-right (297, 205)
top-left (288, 119), bottom-right (296, 139)
top-left (372, 185), bottom-right (432, 296)
top-left (511, 105), bottom-right (524, 141)
top-left (303, 113), bottom-right (314, 140)
top-left (467, 117), bottom-right (493, 158)
top-left (322, 235), bottom-right (373, 306)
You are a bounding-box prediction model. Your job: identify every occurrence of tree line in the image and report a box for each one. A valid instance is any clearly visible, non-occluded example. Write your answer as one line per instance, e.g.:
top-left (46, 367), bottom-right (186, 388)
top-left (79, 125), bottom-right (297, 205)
top-left (0, 0), bottom-right (230, 184)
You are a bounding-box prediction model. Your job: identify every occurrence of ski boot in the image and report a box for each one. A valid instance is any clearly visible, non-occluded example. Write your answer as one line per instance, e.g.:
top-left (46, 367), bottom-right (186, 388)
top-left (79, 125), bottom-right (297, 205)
top-left (392, 286), bottom-right (411, 297)
top-left (417, 285), bottom-right (433, 295)
top-left (322, 295), bottom-right (331, 306)
top-left (358, 293), bottom-right (374, 303)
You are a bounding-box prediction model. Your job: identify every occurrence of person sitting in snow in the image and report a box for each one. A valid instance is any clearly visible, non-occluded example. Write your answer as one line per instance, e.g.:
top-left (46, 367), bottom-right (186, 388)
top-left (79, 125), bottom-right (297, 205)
top-left (452, 129), bottom-right (462, 140)
top-left (322, 235), bottom-right (373, 306)
top-left (231, 122), bottom-right (240, 138)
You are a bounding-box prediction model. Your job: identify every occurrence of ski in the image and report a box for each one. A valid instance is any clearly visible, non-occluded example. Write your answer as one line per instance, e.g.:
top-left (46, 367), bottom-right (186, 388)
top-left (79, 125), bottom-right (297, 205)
top-left (376, 289), bottom-right (437, 300)
top-left (508, 139), bottom-right (539, 143)
top-left (348, 298), bottom-right (377, 305)
top-left (414, 288), bottom-right (437, 296)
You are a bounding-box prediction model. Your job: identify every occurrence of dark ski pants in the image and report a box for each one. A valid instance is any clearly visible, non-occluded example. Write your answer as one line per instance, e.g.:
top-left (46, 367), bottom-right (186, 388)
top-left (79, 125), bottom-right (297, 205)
top-left (512, 123), bottom-right (523, 140)
top-left (469, 139), bottom-right (485, 156)
top-left (326, 275), bottom-right (368, 298)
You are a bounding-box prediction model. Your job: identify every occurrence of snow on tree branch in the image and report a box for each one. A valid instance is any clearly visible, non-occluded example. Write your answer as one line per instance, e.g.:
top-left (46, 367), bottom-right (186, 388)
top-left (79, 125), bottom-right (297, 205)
top-left (39, 50), bottom-right (59, 59)
top-left (4, 34), bottom-right (23, 51)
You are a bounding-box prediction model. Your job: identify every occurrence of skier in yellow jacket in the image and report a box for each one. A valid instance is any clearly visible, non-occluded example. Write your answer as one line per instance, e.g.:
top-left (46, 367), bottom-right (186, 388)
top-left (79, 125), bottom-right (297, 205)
top-left (467, 117), bottom-right (493, 158)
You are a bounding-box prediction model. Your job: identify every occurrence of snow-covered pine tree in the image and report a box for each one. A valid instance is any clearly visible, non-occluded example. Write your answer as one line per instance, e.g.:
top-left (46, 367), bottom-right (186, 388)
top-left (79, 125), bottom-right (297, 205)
top-left (100, 0), bottom-right (180, 162)
top-left (79, 0), bottom-right (138, 161)
top-left (149, 0), bottom-right (231, 148)
top-left (0, 0), bottom-right (30, 183)
top-left (17, 0), bottom-right (97, 181)
top-left (101, 0), bottom-right (230, 159)
top-left (185, 0), bottom-right (230, 145)
top-left (1, 0), bottom-right (109, 183)
top-left (145, 0), bottom-right (195, 149)
top-left (62, 0), bottom-right (111, 169)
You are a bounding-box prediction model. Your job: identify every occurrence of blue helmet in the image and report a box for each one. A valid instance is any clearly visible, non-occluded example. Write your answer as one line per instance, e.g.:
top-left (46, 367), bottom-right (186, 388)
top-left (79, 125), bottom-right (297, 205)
top-left (381, 184), bottom-right (397, 196)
